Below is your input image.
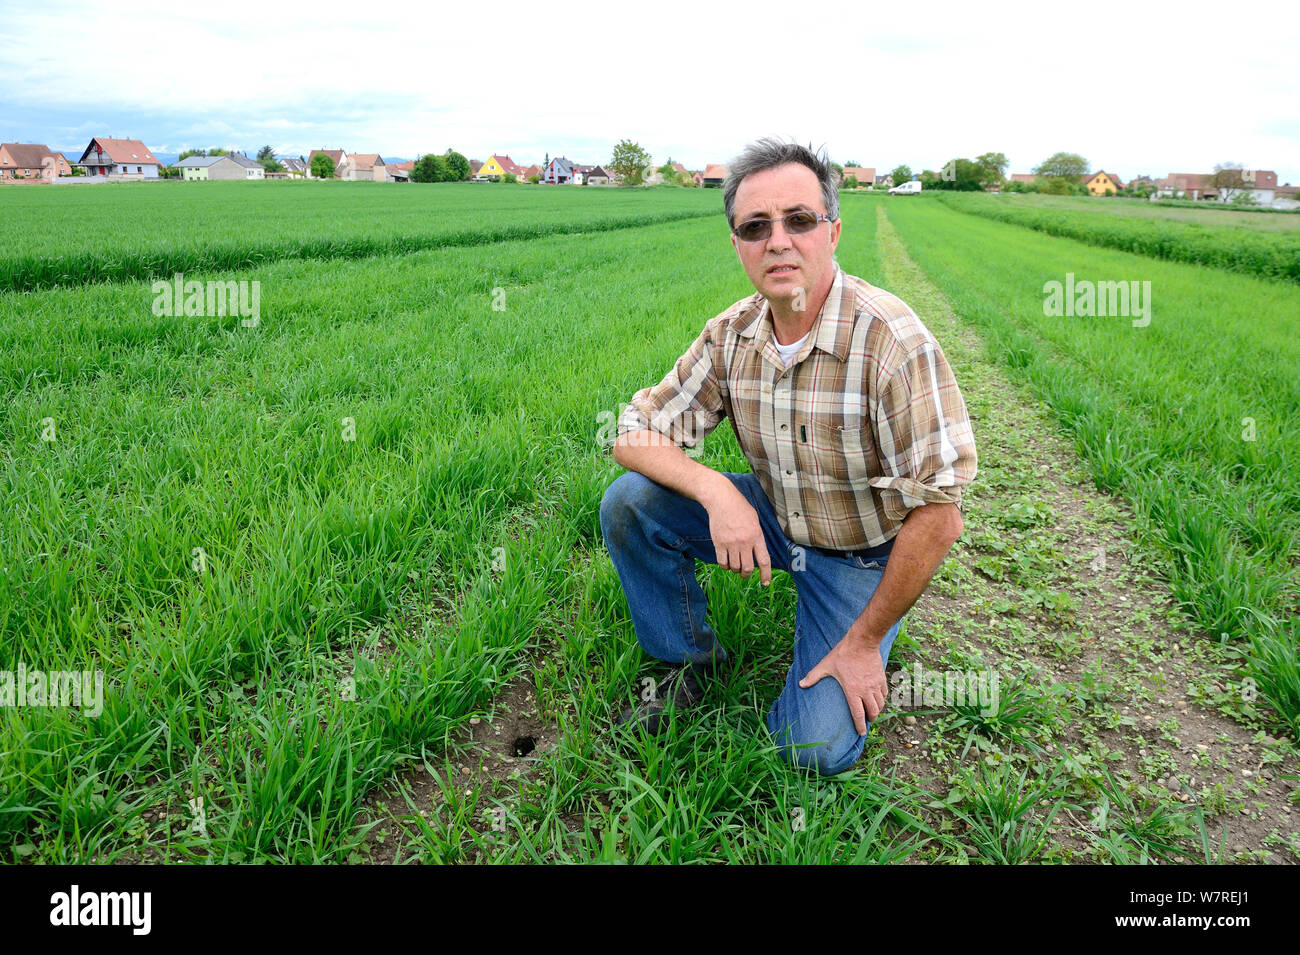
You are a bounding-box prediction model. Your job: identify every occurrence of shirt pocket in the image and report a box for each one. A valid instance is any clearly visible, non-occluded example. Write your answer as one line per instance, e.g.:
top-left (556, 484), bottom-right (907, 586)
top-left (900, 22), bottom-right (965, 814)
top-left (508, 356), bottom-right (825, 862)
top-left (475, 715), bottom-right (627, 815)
top-left (806, 418), bottom-right (875, 486)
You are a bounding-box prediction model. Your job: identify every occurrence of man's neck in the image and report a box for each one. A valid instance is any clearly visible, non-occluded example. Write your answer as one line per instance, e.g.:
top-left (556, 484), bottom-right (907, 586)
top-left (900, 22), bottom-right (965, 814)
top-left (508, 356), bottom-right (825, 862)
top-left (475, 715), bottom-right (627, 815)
top-left (768, 268), bottom-right (836, 345)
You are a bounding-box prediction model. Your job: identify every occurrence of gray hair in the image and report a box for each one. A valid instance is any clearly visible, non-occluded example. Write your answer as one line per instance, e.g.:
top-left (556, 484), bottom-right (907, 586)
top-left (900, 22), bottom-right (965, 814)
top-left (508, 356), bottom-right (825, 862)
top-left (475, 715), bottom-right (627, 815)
top-left (723, 137), bottom-right (839, 230)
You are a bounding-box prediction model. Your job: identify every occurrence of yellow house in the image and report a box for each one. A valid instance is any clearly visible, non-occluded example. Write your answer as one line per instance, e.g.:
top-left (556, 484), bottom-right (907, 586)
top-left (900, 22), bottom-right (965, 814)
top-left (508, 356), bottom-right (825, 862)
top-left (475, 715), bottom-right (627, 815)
top-left (1082, 170), bottom-right (1123, 195)
top-left (477, 154), bottom-right (523, 180)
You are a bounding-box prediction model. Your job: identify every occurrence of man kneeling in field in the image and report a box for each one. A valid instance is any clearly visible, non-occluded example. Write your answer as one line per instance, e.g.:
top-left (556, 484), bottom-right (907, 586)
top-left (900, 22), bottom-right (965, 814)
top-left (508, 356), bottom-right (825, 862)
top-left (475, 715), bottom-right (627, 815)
top-left (600, 137), bottom-right (978, 776)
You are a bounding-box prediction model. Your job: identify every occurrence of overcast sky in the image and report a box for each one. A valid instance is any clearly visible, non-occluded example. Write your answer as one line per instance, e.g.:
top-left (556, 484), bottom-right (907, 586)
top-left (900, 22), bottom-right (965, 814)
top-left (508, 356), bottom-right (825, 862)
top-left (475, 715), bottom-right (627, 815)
top-left (3, 0), bottom-right (1297, 183)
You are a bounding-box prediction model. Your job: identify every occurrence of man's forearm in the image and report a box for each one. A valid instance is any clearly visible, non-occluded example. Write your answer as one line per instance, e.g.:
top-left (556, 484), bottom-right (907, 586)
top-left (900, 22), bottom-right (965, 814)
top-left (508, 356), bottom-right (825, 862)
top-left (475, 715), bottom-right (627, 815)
top-left (613, 430), bottom-right (732, 508)
top-left (847, 502), bottom-right (963, 647)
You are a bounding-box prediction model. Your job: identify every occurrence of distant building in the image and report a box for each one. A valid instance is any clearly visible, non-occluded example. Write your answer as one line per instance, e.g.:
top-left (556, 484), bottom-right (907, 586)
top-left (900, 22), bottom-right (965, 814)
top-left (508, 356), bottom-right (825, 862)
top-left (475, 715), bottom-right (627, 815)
top-left (701, 164), bottom-right (728, 188)
top-left (280, 157), bottom-right (308, 176)
top-left (307, 149), bottom-right (348, 178)
top-left (178, 155), bottom-right (242, 181)
top-left (228, 153), bottom-right (265, 180)
top-left (339, 153), bottom-right (385, 181)
top-left (0, 142), bottom-right (69, 179)
top-left (586, 165), bottom-right (613, 186)
top-left (478, 155), bottom-right (524, 180)
top-left (1081, 170), bottom-right (1123, 195)
top-left (1153, 170), bottom-right (1277, 203)
top-left (841, 166), bottom-right (875, 187)
top-left (77, 137), bottom-right (162, 179)
top-left (544, 156), bottom-right (577, 184)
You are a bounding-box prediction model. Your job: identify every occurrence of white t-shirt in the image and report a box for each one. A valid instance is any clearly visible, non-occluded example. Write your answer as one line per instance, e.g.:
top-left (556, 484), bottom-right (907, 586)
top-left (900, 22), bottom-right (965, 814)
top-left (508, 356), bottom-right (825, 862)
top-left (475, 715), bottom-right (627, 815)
top-left (773, 331), bottom-right (810, 367)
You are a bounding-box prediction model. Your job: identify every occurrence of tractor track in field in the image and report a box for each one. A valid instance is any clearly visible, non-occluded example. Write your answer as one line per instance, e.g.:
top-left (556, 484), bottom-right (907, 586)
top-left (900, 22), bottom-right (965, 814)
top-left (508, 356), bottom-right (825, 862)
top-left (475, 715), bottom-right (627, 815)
top-left (872, 204), bottom-right (1297, 862)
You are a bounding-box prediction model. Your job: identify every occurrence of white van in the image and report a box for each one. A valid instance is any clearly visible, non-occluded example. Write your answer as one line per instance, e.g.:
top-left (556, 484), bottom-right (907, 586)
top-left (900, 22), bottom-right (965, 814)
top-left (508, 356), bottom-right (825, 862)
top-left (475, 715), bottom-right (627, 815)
top-left (888, 180), bottom-right (922, 195)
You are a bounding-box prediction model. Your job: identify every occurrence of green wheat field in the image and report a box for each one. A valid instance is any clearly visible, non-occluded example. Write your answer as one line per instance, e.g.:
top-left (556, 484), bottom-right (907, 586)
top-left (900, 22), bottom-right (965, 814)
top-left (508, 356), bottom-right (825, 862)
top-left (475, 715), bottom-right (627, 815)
top-left (2, 181), bottom-right (1297, 863)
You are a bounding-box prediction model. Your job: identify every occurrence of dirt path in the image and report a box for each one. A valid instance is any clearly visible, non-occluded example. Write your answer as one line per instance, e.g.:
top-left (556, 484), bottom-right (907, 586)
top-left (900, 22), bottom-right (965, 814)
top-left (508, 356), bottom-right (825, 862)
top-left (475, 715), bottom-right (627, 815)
top-left (873, 204), bottom-right (1297, 862)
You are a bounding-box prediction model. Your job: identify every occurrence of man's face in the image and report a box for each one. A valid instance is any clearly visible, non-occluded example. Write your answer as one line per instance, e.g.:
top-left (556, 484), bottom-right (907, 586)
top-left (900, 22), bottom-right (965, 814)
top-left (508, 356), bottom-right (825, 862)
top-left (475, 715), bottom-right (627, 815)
top-left (730, 162), bottom-right (841, 305)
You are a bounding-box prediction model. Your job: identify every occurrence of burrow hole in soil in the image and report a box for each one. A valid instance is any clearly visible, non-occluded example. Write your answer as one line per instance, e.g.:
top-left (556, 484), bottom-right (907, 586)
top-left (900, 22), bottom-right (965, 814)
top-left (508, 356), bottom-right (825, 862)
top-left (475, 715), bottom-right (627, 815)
top-left (511, 736), bottom-right (536, 758)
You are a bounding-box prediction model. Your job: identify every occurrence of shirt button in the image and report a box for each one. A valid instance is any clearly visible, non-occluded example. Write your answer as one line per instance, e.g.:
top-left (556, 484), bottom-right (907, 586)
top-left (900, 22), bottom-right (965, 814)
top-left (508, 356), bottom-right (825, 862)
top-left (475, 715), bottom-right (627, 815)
top-left (780, 424), bottom-right (788, 431)
top-left (792, 512), bottom-right (801, 519)
top-left (785, 470), bottom-right (793, 476)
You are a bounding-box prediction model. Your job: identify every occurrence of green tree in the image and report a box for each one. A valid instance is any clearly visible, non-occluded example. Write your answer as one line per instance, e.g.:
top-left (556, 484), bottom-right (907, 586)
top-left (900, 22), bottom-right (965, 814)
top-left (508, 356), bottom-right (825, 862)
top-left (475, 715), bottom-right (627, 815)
top-left (1034, 151), bottom-right (1088, 181)
top-left (443, 150), bottom-right (471, 181)
top-left (502, 172), bottom-right (518, 184)
top-left (609, 140), bottom-right (651, 184)
top-left (178, 148), bottom-right (207, 161)
top-left (411, 154), bottom-right (449, 182)
top-left (890, 164), bottom-right (912, 187)
top-left (842, 175), bottom-right (859, 189)
top-left (974, 151), bottom-right (1009, 188)
top-left (310, 153), bottom-right (336, 179)
top-left (1210, 162), bottom-right (1251, 203)
top-left (928, 158), bottom-right (984, 191)
top-left (256, 145), bottom-right (276, 162)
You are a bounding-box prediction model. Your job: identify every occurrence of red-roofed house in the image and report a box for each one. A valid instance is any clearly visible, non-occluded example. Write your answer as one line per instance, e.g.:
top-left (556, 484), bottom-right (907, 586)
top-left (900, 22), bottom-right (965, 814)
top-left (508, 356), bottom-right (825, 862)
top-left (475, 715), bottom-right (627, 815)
top-left (701, 164), bottom-right (728, 188)
top-left (0, 143), bottom-right (70, 179)
top-left (307, 149), bottom-right (348, 178)
top-left (77, 138), bottom-right (162, 179)
top-left (1081, 171), bottom-right (1123, 195)
top-left (479, 155), bottom-right (524, 179)
top-left (340, 153), bottom-right (385, 181)
top-left (841, 166), bottom-right (875, 187)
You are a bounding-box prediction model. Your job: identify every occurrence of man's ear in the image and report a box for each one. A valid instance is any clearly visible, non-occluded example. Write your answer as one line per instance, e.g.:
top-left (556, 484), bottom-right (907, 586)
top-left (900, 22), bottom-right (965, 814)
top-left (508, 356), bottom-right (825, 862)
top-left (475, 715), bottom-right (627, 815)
top-left (829, 218), bottom-right (842, 254)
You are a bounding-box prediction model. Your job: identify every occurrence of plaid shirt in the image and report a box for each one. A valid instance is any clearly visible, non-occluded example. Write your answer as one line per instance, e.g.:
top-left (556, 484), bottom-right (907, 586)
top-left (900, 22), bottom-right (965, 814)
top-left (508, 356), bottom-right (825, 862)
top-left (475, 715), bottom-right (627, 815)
top-left (617, 265), bottom-right (978, 550)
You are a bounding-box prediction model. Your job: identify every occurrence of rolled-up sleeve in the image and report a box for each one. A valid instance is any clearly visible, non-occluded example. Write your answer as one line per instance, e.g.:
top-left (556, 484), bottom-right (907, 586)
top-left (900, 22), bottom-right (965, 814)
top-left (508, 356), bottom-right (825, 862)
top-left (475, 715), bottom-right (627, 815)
top-left (869, 340), bottom-right (978, 522)
top-left (617, 323), bottom-right (726, 450)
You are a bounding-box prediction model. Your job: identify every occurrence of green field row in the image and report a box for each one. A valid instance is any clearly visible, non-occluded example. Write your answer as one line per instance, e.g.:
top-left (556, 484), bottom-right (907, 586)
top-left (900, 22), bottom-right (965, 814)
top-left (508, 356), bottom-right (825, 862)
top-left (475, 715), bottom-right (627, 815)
top-left (932, 193), bottom-right (1300, 283)
top-left (0, 205), bottom-right (827, 860)
top-left (0, 181), bottom-right (721, 292)
top-left (884, 198), bottom-right (1299, 736)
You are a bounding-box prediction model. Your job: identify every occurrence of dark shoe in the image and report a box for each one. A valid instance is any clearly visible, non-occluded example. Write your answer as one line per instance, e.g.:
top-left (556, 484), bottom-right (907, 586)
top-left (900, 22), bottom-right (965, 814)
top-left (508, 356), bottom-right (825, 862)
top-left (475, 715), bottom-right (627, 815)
top-left (615, 662), bottom-right (722, 736)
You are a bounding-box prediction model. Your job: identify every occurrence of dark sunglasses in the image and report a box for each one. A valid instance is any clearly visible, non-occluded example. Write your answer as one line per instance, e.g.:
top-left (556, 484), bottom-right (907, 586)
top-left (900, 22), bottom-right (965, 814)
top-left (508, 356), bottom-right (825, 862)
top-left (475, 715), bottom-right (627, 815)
top-left (732, 210), bottom-right (833, 242)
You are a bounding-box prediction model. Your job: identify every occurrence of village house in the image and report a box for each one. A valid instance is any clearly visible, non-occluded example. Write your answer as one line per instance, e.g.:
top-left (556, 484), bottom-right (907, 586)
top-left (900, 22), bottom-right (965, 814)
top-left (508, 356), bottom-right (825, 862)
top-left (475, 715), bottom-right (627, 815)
top-left (77, 137), bottom-right (162, 179)
top-left (1081, 170), bottom-right (1123, 194)
top-left (701, 163), bottom-right (728, 188)
top-left (586, 165), bottom-right (613, 186)
top-left (841, 166), bottom-right (875, 187)
top-left (0, 143), bottom-right (71, 179)
top-left (478, 155), bottom-right (525, 180)
top-left (544, 156), bottom-right (577, 184)
top-left (339, 153), bottom-right (385, 181)
top-left (307, 149), bottom-right (348, 178)
top-left (1155, 169), bottom-right (1277, 204)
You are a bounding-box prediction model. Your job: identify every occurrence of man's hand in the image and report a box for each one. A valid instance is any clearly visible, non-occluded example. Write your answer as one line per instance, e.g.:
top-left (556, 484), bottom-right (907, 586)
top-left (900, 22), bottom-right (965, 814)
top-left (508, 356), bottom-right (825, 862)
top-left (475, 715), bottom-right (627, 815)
top-left (799, 635), bottom-right (887, 736)
top-left (703, 481), bottom-right (772, 586)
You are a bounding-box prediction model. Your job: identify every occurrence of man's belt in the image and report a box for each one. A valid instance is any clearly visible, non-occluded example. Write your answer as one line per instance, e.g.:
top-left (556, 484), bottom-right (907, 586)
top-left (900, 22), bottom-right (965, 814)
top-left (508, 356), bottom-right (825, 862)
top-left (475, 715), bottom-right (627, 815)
top-left (807, 536), bottom-right (895, 562)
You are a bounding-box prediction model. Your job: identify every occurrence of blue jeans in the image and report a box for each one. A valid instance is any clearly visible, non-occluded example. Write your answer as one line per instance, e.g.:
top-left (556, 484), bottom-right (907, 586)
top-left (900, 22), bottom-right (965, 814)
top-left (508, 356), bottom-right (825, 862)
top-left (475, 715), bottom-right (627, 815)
top-left (599, 470), bottom-right (904, 776)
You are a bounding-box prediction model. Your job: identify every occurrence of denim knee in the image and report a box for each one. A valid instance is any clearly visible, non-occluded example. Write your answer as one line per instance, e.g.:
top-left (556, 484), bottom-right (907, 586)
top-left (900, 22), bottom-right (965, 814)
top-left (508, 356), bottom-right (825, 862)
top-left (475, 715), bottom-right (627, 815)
top-left (772, 734), bottom-right (864, 777)
top-left (599, 472), bottom-right (653, 546)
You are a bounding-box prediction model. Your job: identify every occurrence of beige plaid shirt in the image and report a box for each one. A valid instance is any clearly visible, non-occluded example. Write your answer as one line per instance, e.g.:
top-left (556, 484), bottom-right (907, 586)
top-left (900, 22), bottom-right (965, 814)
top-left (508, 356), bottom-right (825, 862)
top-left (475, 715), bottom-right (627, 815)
top-left (617, 265), bottom-right (978, 550)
